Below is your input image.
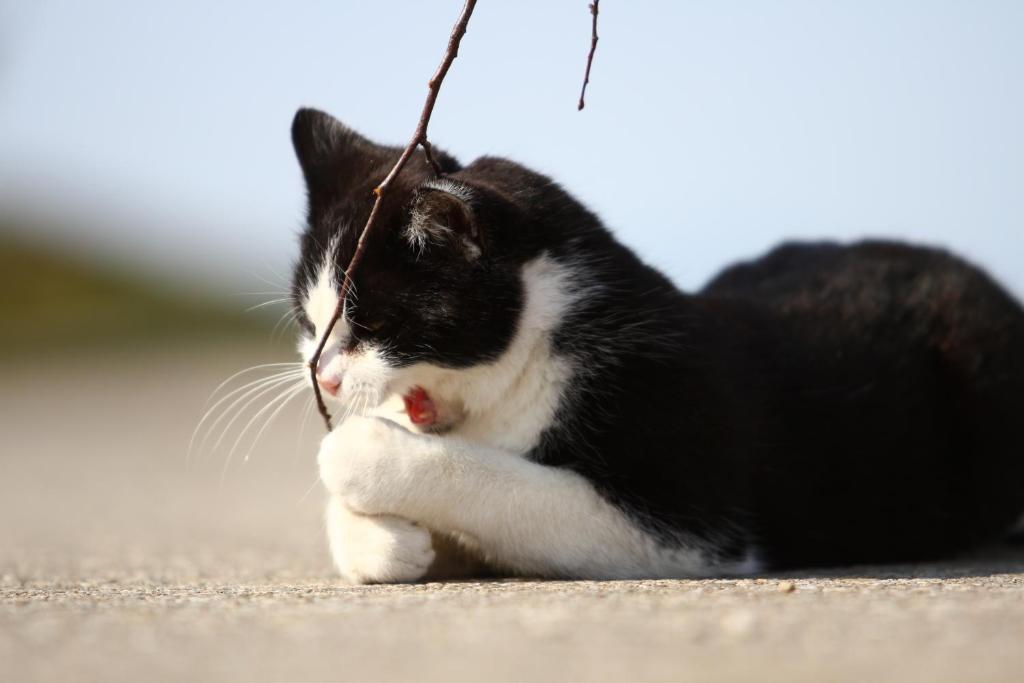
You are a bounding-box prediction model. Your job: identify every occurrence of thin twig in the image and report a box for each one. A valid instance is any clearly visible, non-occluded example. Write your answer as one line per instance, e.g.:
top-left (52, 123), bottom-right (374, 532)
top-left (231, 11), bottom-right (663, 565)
top-left (309, 0), bottom-right (479, 430)
top-left (577, 0), bottom-right (600, 111)
top-left (421, 138), bottom-right (444, 177)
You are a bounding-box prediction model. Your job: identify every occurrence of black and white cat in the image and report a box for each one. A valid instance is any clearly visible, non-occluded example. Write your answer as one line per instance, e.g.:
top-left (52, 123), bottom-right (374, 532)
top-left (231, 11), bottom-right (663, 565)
top-left (289, 108), bottom-right (1024, 583)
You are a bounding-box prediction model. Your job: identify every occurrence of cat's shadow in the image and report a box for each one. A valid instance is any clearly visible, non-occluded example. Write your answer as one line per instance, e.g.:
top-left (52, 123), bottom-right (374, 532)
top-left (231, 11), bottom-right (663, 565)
top-left (764, 539), bottom-right (1024, 581)
top-left (427, 540), bottom-right (1024, 584)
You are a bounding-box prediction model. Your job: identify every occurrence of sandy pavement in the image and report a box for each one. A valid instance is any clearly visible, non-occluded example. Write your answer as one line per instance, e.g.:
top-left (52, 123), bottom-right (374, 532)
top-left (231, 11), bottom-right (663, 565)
top-left (2, 347), bottom-right (1023, 682)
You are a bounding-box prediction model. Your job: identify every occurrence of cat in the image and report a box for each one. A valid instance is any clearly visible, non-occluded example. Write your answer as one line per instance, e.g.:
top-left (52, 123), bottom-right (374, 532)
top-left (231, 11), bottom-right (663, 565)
top-left (289, 107), bottom-right (1024, 583)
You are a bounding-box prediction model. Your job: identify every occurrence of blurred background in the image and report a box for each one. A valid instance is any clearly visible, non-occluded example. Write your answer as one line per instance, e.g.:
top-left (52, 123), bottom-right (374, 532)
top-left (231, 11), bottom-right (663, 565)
top-left (1, 0), bottom-right (1022, 576)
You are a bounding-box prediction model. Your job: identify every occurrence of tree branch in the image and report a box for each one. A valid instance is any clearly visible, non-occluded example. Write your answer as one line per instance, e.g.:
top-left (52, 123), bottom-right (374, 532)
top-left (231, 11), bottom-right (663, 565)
top-left (309, 0), bottom-right (478, 430)
top-left (577, 0), bottom-right (600, 111)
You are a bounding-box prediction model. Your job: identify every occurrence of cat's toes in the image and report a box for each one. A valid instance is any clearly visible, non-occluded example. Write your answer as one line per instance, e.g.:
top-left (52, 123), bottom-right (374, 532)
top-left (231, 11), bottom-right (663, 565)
top-left (326, 498), bottom-right (435, 584)
top-left (341, 518), bottom-right (435, 585)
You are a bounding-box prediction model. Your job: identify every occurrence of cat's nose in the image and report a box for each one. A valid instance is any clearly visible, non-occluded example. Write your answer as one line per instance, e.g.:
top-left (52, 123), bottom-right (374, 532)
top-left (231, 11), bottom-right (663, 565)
top-left (316, 373), bottom-right (341, 396)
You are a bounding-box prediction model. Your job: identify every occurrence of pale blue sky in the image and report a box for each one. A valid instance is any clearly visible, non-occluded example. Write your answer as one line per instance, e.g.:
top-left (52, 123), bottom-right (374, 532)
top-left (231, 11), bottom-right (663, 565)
top-left (1, 1), bottom-right (1021, 296)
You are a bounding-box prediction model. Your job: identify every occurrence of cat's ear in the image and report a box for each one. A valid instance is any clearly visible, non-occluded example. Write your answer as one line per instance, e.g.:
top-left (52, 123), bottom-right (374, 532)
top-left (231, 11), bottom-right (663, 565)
top-left (291, 108), bottom-right (379, 208)
top-left (406, 181), bottom-right (484, 260)
top-left (291, 108), bottom-right (463, 215)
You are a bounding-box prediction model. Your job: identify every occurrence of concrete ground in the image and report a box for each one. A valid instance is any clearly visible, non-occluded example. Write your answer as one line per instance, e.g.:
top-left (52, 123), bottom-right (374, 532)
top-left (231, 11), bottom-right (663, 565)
top-left (2, 347), bottom-right (1023, 683)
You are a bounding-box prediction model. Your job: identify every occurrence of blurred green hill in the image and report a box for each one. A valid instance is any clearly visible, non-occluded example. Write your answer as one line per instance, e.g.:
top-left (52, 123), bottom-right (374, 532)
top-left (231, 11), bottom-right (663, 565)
top-left (1, 232), bottom-right (287, 358)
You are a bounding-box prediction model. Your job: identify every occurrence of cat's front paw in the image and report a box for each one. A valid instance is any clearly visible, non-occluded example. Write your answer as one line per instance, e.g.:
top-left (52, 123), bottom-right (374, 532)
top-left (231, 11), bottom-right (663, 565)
top-left (325, 497), bottom-right (435, 584)
top-left (317, 415), bottom-right (418, 517)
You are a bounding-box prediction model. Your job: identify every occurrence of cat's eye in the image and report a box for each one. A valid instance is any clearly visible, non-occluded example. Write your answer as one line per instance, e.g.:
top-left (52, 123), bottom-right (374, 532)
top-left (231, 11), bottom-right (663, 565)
top-left (361, 319), bottom-right (386, 334)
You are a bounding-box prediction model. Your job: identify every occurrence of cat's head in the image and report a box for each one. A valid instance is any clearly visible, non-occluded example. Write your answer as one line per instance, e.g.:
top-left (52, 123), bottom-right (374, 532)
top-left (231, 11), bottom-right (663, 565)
top-left (290, 108), bottom-right (548, 427)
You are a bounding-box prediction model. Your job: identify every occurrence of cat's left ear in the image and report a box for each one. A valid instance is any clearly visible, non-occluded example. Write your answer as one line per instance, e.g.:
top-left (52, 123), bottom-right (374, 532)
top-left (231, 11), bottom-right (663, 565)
top-left (406, 181), bottom-right (484, 260)
top-left (291, 108), bottom-right (379, 210)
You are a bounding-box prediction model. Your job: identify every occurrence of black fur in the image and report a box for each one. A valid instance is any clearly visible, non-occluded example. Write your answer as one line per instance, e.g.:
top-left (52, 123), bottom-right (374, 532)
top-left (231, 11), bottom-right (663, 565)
top-left (292, 108), bottom-right (1024, 569)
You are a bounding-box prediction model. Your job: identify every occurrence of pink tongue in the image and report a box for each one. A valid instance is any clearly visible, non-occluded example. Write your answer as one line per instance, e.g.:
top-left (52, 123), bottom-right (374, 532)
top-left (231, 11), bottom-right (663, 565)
top-left (403, 387), bottom-right (437, 426)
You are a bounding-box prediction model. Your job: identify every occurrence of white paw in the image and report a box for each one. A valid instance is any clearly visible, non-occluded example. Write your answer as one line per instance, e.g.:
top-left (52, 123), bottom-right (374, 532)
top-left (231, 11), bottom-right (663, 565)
top-left (326, 497), bottom-right (435, 584)
top-left (317, 415), bottom-right (417, 516)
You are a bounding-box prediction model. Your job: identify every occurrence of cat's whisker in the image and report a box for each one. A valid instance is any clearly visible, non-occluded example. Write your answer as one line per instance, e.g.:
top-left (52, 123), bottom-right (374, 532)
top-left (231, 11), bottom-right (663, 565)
top-left (362, 392), bottom-right (375, 417)
top-left (193, 379), bottom-right (303, 469)
top-left (348, 392), bottom-right (366, 420)
top-left (220, 381), bottom-right (306, 481)
top-left (231, 291), bottom-right (289, 297)
top-left (245, 298), bottom-right (292, 313)
top-left (195, 368), bottom-right (305, 438)
top-left (242, 267), bottom-right (291, 293)
top-left (201, 373), bottom-right (307, 460)
top-left (216, 381), bottom-right (305, 481)
top-left (334, 402), bottom-right (351, 426)
top-left (260, 260), bottom-right (293, 290)
top-left (276, 306), bottom-right (299, 325)
top-left (350, 390), bottom-right (375, 421)
top-left (296, 475), bottom-right (323, 505)
top-left (189, 368), bottom-right (306, 463)
top-left (334, 397), bottom-right (356, 427)
top-left (295, 395), bottom-right (316, 454)
top-left (240, 382), bottom-right (310, 465)
top-left (271, 308), bottom-right (300, 342)
top-left (201, 363), bottom-right (305, 410)
top-left (344, 280), bottom-right (360, 306)
top-left (203, 369), bottom-right (305, 420)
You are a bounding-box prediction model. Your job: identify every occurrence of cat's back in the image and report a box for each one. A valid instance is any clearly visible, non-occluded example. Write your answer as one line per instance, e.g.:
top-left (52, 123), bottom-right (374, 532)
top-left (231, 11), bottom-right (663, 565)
top-left (704, 239), bottom-right (990, 309)
top-left (702, 239), bottom-right (1024, 360)
top-left (700, 239), bottom-right (1024, 565)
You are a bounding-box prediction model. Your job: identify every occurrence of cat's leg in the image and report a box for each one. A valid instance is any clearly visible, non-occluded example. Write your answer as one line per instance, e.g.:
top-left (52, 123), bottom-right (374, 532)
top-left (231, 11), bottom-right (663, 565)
top-left (324, 497), bottom-right (436, 584)
top-left (319, 415), bottom-right (713, 580)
